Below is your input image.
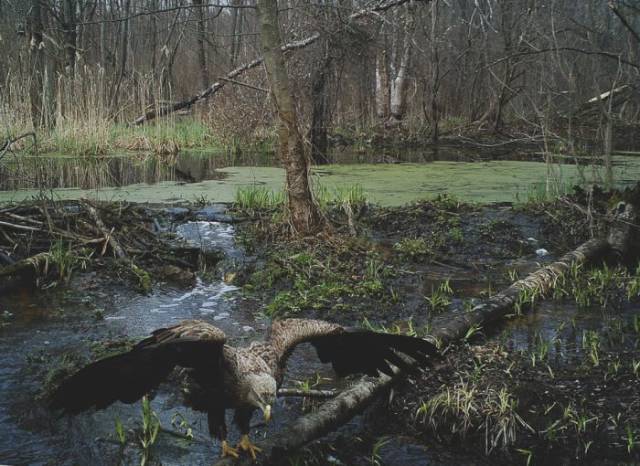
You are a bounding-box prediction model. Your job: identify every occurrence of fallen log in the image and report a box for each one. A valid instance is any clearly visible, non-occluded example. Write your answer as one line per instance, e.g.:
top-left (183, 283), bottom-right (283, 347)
top-left (214, 202), bottom-right (638, 466)
top-left (429, 237), bottom-right (611, 344)
top-left (132, 0), bottom-right (419, 125)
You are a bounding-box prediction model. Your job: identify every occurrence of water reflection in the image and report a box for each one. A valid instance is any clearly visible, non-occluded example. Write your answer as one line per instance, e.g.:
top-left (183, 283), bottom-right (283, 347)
top-left (0, 149), bottom-right (282, 192)
top-left (0, 146), bottom-right (583, 193)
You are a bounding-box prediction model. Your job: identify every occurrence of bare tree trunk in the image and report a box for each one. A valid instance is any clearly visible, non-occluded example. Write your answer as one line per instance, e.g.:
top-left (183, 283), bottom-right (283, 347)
top-left (109, 0), bottom-right (131, 113)
top-left (428, 0), bottom-right (440, 142)
top-left (257, 0), bottom-right (323, 234)
top-left (62, 0), bottom-right (77, 77)
top-left (375, 32), bottom-right (390, 120)
top-left (28, 0), bottom-right (54, 128)
top-left (99, 0), bottom-right (106, 68)
top-left (230, 0), bottom-right (243, 67)
top-left (309, 41), bottom-right (332, 165)
top-left (603, 114), bottom-right (614, 189)
top-left (389, 4), bottom-right (416, 122)
top-left (193, 0), bottom-right (209, 89)
top-left (159, 12), bottom-right (187, 101)
top-left (150, 0), bottom-right (158, 74)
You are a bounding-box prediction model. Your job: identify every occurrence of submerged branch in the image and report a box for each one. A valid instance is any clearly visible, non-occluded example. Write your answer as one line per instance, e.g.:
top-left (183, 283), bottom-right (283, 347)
top-left (277, 388), bottom-right (337, 398)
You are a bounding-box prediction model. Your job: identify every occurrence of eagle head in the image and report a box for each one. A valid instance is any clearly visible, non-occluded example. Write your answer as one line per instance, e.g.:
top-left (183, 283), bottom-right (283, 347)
top-left (246, 373), bottom-right (277, 422)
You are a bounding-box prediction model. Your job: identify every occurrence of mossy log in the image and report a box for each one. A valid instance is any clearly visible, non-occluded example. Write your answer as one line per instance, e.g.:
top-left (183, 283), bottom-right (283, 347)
top-left (214, 202), bottom-right (638, 466)
top-left (0, 251), bottom-right (51, 279)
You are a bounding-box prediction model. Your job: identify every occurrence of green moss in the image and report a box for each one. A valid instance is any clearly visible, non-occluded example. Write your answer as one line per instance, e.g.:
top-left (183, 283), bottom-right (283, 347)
top-left (393, 238), bottom-right (431, 261)
top-left (130, 263), bottom-right (152, 294)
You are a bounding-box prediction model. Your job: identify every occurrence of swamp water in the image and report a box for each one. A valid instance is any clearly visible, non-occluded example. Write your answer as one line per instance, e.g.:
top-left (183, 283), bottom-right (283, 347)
top-left (1, 149), bottom-right (640, 205)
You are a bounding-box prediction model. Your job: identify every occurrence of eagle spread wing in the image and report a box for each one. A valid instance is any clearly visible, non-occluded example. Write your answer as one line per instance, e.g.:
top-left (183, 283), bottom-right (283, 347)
top-left (50, 320), bottom-right (226, 414)
top-left (269, 318), bottom-right (439, 378)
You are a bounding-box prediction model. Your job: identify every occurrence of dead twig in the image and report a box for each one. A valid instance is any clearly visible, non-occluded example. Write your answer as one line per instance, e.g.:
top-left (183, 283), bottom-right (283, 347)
top-left (0, 132), bottom-right (36, 162)
top-left (81, 200), bottom-right (127, 259)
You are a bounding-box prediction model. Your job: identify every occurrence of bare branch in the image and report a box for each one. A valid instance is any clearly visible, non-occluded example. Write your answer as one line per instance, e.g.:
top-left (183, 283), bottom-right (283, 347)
top-left (0, 132), bottom-right (36, 162)
top-left (609, 0), bottom-right (640, 45)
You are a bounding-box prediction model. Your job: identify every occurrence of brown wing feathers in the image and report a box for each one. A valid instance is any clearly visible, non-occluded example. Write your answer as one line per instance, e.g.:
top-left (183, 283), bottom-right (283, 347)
top-left (50, 321), bottom-right (226, 414)
top-left (271, 319), bottom-right (439, 378)
top-left (311, 328), bottom-right (438, 377)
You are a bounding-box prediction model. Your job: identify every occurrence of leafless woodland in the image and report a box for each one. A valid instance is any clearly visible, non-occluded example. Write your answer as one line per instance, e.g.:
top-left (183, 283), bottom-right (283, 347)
top-left (2, 0), bottom-right (640, 145)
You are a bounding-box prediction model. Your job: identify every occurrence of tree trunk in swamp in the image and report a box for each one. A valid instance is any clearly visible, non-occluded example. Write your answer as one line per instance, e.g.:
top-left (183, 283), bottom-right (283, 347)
top-left (389, 4), bottom-right (416, 122)
top-left (193, 0), bottom-right (209, 90)
top-left (109, 0), bottom-right (131, 113)
top-left (62, 0), bottom-right (77, 77)
top-left (214, 203), bottom-right (638, 466)
top-left (230, 0), bottom-right (243, 67)
top-left (256, 0), bottom-right (323, 234)
top-left (27, 0), bottom-right (55, 129)
top-left (375, 38), bottom-right (391, 120)
top-left (309, 41), bottom-right (332, 165)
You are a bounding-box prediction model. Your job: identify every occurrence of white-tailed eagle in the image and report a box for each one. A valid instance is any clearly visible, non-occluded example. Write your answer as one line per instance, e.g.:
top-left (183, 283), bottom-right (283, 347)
top-left (50, 319), bottom-right (438, 459)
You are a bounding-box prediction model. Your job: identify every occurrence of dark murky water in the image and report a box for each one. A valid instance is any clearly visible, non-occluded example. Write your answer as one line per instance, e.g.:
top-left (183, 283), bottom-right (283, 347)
top-left (0, 151), bottom-right (233, 192)
top-left (0, 215), bottom-right (338, 465)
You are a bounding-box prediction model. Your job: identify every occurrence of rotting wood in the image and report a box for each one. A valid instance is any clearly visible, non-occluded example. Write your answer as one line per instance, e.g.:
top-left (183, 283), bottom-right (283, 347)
top-left (0, 252), bottom-right (52, 279)
top-left (214, 202), bottom-right (638, 466)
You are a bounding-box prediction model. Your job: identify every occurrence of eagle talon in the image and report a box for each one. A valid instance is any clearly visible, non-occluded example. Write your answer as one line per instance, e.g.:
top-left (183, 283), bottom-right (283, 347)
top-left (221, 440), bottom-right (240, 459)
top-left (237, 434), bottom-right (262, 461)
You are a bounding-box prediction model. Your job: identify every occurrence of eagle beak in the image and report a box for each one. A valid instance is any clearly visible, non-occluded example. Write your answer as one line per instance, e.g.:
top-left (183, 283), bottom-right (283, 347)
top-left (263, 404), bottom-right (272, 423)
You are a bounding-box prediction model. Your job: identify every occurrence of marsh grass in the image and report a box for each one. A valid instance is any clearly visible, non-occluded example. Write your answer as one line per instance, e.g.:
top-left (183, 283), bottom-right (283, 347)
top-left (425, 279), bottom-right (453, 314)
top-left (139, 396), bottom-right (160, 466)
top-left (233, 183), bottom-right (367, 214)
top-left (234, 186), bottom-right (285, 212)
top-left (1, 68), bottom-right (265, 157)
top-left (415, 383), bottom-right (532, 454)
